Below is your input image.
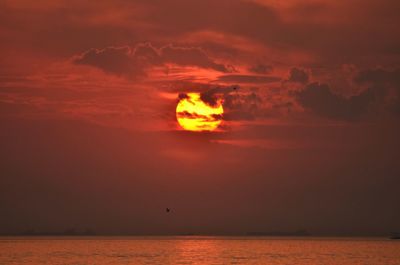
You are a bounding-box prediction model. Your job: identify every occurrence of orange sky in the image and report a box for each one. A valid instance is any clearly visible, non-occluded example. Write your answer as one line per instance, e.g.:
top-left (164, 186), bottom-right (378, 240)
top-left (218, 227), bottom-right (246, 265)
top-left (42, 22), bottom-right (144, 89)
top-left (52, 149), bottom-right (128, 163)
top-left (0, 0), bottom-right (400, 236)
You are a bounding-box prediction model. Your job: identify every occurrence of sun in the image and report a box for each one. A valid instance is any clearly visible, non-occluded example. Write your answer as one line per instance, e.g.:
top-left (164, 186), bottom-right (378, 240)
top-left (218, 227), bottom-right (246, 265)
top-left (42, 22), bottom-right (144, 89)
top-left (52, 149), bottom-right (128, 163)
top-left (176, 93), bottom-right (223, 132)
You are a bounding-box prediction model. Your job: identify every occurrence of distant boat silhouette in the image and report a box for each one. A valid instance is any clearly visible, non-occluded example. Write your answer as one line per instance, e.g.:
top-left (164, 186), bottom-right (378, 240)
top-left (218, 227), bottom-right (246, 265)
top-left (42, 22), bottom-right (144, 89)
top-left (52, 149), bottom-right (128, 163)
top-left (166, 208), bottom-right (171, 213)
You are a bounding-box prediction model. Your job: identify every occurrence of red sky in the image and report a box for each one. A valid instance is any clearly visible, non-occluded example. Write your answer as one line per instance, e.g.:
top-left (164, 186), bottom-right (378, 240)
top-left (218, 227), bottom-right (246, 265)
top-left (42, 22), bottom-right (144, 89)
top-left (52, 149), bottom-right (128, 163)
top-left (0, 0), bottom-right (400, 235)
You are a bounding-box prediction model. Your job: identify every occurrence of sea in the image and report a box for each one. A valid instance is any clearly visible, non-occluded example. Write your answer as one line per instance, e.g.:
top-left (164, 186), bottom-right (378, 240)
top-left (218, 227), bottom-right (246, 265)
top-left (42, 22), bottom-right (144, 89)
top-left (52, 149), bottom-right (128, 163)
top-left (0, 236), bottom-right (399, 264)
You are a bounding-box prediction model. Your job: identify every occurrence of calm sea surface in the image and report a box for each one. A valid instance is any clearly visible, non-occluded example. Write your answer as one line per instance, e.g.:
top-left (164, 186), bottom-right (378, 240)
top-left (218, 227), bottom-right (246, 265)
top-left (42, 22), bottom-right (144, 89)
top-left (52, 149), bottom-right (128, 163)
top-left (0, 236), bottom-right (399, 264)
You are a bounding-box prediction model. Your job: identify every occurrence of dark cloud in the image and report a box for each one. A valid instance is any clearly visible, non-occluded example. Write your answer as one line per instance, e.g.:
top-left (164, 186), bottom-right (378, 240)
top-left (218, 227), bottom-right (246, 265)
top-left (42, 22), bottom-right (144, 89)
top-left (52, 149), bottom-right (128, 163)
top-left (74, 43), bottom-right (232, 78)
top-left (178, 93), bottom-right (190, 100)
top-left (354, 68), bottom-right (400, 86)
top-left (196, 85), bottom-right (263, 121)
top-left (217, 74), bottom-right (281, 84)
top-left (160, 45), bottom-right (231, 72)
top-left (288, 67), bottom-right (309, 84)
top-left (223, 91), bottom-right (263, 121)
top-left (200, 85), bottom-right (238, 107)
top-left (248, 63), bottom-right (273, 74)
top-left (294, 68), bottom-right (400, 120)
top-left (199, 85), bottom-right (263, 121)
top-left (354, 68), bottom-right (400, 116)
top-left (176, 110), bottom-right (222, 122)
top-left (294, 82), bottom-right (375, 120)
top-left (74, 46), bottom-right (143, 77)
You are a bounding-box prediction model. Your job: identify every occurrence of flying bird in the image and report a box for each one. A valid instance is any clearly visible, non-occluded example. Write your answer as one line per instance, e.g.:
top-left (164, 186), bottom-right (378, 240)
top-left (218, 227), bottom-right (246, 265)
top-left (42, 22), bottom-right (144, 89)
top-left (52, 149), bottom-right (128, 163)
top-left (166, 208), bottom-right (171, 213)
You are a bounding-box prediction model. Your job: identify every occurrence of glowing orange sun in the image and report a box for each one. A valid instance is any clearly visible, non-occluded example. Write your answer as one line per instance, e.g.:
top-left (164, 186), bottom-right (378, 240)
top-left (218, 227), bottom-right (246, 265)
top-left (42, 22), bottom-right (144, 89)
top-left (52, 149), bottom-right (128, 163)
top-left (176, 93), bottom-right (223, 131)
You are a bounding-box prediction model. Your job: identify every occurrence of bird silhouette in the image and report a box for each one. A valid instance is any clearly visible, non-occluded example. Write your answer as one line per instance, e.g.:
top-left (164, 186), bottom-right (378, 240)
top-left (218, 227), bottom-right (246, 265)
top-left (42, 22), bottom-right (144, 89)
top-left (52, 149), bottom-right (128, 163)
top-left (166, 208), bottom-right (171, 213)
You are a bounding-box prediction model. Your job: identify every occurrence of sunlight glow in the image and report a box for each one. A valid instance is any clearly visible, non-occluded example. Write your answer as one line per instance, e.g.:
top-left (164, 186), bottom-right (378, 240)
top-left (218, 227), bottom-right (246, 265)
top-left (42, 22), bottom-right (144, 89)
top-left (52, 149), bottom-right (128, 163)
top-left (176, 93), bottom-right (223, 131)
